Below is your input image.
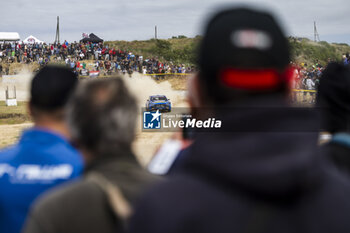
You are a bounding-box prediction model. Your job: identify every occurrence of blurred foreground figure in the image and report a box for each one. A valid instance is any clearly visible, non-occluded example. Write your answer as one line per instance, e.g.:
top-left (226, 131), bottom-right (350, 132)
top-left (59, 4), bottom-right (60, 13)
top-left (317, 63), bottom-right (350, 174)
top-left (23, 78), bottom-right (157, 233)
top-left (0, 66), bottom-right (83, 233)
top-left (129, 7), bottom-right (350, 233)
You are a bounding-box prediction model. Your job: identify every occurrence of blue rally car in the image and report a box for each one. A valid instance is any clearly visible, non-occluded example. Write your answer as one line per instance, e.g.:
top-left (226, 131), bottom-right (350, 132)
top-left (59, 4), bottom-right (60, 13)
top-left (146, 95), bottom-right (171, 112)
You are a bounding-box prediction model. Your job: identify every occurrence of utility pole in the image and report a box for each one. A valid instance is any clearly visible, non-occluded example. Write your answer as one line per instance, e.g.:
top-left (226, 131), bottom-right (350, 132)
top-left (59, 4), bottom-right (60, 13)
top-left (54, 16), bottom-right (60, 44)
top-left (314, 21), bottom-right (320, 42)
top-left (155, 25), bottom-right (157, 40)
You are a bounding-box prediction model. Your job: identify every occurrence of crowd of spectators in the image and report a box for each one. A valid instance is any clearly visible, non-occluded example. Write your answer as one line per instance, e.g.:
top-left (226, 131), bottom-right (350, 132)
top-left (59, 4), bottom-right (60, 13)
top-left (293, 63), bottom-right (323, 88)
top-left (0, 41), bottom-right (195, 76)
top-left (292, 55), bottom-right (348, 94)
top-left (0, 40), bottom-right (347, 80)
top-left (291, 61), bottom-right (328, 103)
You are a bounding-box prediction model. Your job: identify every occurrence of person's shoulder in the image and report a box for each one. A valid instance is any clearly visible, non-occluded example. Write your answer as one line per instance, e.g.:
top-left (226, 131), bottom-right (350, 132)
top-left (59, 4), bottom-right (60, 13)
top-left (139, 173), bottom-right (215, 207)
top-left (0, 144), bottom-right (20, 162)
top-left (31, 178), bottom-right (103, 216)
top-left (130, 173), bottom-right (246, 233)
top-left (130, 174), bottom-right (198, 226)
top-left (45, 136), bottom-right (80, 156)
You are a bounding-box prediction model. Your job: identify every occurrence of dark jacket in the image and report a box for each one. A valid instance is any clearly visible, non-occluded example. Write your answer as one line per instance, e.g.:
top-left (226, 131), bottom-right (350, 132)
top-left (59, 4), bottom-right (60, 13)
top-left (129, 103), bottom-right (350, 233)
top-left (325, 133), bottom-right (350, 175)
top-left (23, 151), bottom-right (158, 233)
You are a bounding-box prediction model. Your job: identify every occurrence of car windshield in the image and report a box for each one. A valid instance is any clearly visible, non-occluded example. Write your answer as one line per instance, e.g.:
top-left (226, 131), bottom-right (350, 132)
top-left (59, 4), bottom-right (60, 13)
top-left (151, 96), bottom-right (167, 101)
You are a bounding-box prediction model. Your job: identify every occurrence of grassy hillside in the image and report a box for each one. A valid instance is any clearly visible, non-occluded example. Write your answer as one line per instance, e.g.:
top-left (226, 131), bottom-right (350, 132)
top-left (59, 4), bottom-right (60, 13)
top-left (289, 37), bottom-right (350, 66)
top-left (105, 36), bottom-right (350, 67)
top-left (105, 36), bottom-right (201, 66)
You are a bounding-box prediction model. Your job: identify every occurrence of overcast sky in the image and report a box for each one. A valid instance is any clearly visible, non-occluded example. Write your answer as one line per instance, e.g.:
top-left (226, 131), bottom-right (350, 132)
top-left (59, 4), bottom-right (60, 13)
top-left (1, 0), bottom-right (349, 45)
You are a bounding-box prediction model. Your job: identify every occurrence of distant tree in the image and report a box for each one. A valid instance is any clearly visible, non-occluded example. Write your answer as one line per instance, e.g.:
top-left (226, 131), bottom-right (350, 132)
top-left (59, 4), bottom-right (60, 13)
top-left (177, 35), bottom-right (187, 39)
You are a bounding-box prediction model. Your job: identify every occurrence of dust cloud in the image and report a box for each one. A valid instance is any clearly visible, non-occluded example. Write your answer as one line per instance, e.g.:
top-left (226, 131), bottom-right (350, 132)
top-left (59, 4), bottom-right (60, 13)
top-left (123, 73), bottom-right (187, 108)
top-left (0, 70), bottom-right (33, 101)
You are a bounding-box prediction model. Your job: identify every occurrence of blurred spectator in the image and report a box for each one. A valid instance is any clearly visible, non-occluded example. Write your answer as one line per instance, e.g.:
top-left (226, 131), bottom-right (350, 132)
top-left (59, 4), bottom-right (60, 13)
top-left (317, 62), bottom-right (350, 174)
top-left (302, 72), bottom-right (316, 104)
top-left (0, 66), bottom-right (83, 233)
top-left (290, 65), bottom-right (323, 105)
top-left (23, 78), bottom-right (158, 233)
top-left (343, 54), bottom-right (349, 66)
top-left (129, 7), bottom-right (350, 233)
top-left (0, 41), bottom-right (195, 76)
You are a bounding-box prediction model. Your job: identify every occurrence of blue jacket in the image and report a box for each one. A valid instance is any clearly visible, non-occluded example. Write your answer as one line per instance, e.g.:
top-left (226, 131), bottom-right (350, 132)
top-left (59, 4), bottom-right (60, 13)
top-left (0, 128), bottom-right (83, 233)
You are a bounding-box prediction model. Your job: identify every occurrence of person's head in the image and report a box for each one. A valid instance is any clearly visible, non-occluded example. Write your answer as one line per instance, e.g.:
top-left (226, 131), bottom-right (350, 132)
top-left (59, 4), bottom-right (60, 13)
top-left (66, 77), bottom-right (137, 160)
top-left (317, 62), bottom-right (350, 133)
top-left (190, 7), bottom-right (291, 108)
top-left (29, 65), bottom-right (78, 126)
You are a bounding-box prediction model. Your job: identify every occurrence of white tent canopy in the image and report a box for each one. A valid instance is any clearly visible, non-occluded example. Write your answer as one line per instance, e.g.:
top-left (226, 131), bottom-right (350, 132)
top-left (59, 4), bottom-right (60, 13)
top-left (23, 35), bottom-right (44, 44)
top-left (0, 32), bottom-right (20, 42)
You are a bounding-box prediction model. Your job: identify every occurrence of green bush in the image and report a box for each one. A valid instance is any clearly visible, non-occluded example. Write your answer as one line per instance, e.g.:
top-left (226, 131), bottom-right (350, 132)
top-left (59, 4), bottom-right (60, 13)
top-left (289, 38), bottom-right (349, 66)
top-left (177, 35), bottom-right (187, 39)
top-left (104, 37), bottom-right (349, 67)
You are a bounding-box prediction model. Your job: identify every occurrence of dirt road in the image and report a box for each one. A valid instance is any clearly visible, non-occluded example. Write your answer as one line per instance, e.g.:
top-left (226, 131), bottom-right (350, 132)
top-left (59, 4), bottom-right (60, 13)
top-left (0, 73), bottom-right (188, 166)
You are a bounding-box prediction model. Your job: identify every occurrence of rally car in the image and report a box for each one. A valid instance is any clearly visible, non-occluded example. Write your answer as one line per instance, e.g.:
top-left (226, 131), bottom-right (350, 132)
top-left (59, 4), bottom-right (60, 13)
top-left (146, 95), bottom-right (171, 112)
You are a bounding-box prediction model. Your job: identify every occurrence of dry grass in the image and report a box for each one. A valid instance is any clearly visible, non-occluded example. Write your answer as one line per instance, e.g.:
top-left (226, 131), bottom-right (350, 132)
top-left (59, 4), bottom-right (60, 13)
top-left (0, 123), bottom-right (32, 148)
top-left (169, 37), bottom-right (200, 50)
top-left (0, 101), bottom-right (31, 125)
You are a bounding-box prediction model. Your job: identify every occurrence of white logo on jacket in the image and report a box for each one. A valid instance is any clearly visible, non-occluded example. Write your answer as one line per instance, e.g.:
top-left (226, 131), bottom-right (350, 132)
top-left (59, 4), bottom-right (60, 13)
top-left (0, 164), bottom-right (73, 183)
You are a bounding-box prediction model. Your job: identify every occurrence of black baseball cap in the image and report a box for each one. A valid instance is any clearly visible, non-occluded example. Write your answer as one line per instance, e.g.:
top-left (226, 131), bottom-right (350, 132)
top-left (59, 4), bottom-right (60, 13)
top-left (198, 7), bottom-right (291, 99)
top-left (30, 65), bottom-right (78, 110)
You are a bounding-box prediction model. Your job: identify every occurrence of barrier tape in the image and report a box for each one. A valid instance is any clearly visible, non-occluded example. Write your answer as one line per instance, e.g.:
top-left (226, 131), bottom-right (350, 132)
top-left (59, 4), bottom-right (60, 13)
top-left (144, 75), bottom-right (317, 93)
top-left (87, 70), bottom-right (316, 93)
top-left (144, 73), bottom-right (192, 76)
top-left (143, 74), bottom-right (318, 93)
top-left (292, 89), bottom-right (317, 93)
